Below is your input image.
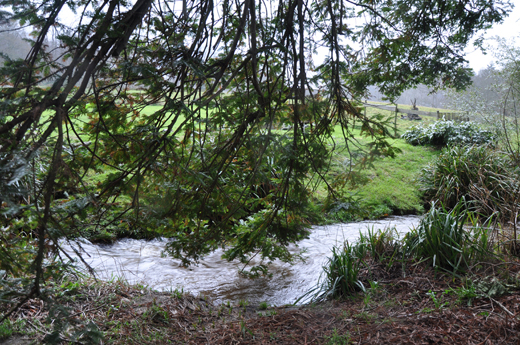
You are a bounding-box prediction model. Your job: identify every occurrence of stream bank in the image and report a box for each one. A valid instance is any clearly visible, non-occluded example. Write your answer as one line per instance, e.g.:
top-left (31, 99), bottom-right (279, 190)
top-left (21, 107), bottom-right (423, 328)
top-left (2, 255), bottom-right (520, 345)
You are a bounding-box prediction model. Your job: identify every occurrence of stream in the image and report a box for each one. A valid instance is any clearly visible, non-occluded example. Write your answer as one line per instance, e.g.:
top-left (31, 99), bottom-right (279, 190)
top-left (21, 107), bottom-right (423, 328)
top-left (62, 216), bottom-right (420, 306)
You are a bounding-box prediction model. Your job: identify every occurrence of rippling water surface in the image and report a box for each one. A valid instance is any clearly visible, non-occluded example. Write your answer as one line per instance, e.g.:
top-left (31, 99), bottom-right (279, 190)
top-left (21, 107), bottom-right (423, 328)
top-left (62, 216), bottom-right (420, 305)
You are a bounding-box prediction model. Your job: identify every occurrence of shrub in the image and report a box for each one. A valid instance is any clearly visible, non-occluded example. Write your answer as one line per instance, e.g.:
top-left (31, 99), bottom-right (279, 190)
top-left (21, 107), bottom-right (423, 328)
top-left (305, 203), bottom-right (498, 302)
top-left (419, 145), bottom-right (520, 221)
top-left (305, 227), bottom-right (399, 303)
top-left (402, 120), bottom-right (496, 147)
top-left (323, 243), bottom-right (366, 297)
top-left (358, 226), bottom-right (400, 264)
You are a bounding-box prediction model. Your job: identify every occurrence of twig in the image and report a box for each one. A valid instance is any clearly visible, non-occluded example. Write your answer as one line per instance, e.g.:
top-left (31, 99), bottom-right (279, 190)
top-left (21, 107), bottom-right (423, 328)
top-left (490, 297), bottom-right (515, 317)
top-left (0, 286), bottom-right (36, 323)
top-left (69, 304), bottom-right (106, 318)
top-left (26, 318), bottom-right (48, 335)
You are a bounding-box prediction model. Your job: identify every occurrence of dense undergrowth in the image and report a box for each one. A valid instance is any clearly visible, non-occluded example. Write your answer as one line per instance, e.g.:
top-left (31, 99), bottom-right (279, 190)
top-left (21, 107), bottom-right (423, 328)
top-left (2, 206), bottom-right (520, 344)
top-left (306, 201), bottom-right (506, 303)
top-left (420, 145), bottom-right (520, 222)
top-left (315, 117), bottom-right (520, 303)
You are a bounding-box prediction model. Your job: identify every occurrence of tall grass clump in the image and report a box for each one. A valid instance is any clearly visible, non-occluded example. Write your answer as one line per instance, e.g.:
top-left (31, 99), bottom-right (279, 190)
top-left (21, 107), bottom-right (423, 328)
top-left (303, 227), bottom-right (402, 303)
top-left (322, 243), bottom-right (366, 298)
top-left (405, 201), bottom-right (494, 274)
top-left (419, 145), bottom-right (520, 223)
top-left (401, 120), bottom-right (496, 147)
top-left (358, 226), bottom-right (400, 264)
top-left (301, 242), bottom-right (366, 303)
top-left (305, 207), bottom-right (497, 302)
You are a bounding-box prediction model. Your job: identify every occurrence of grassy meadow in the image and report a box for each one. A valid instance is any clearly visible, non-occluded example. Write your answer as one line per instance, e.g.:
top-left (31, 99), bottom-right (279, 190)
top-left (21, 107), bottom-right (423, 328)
top-left (65, 99), bottom-right (449, 228)
top-left (318, 104), bottom-right (444, 221)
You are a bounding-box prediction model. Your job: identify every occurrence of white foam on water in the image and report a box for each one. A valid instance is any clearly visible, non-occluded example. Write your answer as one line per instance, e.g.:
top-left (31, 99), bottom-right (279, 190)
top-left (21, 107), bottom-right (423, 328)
top-left (61, 215), bottom-right (420, 305)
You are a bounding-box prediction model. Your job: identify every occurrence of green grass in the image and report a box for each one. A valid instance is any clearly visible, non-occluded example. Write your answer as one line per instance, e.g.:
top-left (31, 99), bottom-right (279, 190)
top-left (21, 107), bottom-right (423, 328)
top-left (0, 319), bottom-right (31, 341)
top-left (315, 104), bottom-right (449, 218)
top-left (350, 140), bottom-right (438, 215)
top-left (258, 301), bottom-right (269, 310)
top-left (0, 320), bottom-right (13, 340)
top-left (321, 115), bottom-right (442, 219)
top-left (326, 329), bottom-right (351, 345)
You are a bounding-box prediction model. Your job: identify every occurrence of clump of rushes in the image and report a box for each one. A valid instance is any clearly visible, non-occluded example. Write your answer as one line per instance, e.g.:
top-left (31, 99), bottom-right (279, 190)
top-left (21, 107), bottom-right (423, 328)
top-left (258, 302), bottom-right (269, 310)
top-left (305, 241), bottom-right (366, 303)
top-left (305, 199), bottom-right (500, 303)
top-left (419, 145), bottom-right (520, 222)
top-left (303, 227), bottom-right (402, 303)
top-left (404, 200), bottom-right (495, 274)
top-left (358, 226), bottom-right (400, 264)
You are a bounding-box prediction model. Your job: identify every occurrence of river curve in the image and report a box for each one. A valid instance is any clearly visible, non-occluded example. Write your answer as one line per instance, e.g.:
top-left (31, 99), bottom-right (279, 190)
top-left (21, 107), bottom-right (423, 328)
top-left (62, 215), bottom-right (420, 306)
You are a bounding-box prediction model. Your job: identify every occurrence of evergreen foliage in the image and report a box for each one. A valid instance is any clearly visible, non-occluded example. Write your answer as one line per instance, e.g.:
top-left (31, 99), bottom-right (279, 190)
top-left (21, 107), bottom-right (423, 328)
top-left (0, 0), bottom-right (513, 334)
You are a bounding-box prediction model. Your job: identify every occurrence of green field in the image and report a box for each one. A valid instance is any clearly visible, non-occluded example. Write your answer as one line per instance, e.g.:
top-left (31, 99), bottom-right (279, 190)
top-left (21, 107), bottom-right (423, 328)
top-left (77, 100), bottom-right (448, 224)
top-left (33, 99), bottom-right (455, 242)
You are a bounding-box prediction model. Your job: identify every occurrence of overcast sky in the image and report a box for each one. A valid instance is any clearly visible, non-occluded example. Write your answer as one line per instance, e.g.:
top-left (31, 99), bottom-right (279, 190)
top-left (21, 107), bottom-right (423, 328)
top-left (53, 0), bottom-right (518, 74)
top-left (465, 3), bottom-right (520, 73)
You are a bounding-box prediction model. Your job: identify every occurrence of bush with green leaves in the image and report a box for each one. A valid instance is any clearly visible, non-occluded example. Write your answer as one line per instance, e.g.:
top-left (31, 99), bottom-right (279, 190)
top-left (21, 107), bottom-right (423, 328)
top-left (419, 145), bottom-right (520, 221)
top-left (401, 120), bottom-right (496, 147)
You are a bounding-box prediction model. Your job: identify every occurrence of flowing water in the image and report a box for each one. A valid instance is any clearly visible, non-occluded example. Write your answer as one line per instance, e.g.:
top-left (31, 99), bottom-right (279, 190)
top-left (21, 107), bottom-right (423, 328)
top-left (62, 216), bottom-right (420, 306)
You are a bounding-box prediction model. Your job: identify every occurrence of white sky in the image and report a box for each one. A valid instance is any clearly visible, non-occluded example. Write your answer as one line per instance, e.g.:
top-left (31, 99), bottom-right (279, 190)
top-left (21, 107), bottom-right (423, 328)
top-left (464, 2), bottom-right (520, 73)
top-left (53, 0), bottom-right (519, 74)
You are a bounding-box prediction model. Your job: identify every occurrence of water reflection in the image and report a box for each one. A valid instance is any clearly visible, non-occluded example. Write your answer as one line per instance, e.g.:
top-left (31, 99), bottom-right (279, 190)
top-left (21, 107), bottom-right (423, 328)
top-left (62, 216), bottom-right (420, 305)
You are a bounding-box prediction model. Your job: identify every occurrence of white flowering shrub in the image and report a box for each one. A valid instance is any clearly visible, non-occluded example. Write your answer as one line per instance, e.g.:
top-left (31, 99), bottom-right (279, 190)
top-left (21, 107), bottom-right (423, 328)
top-left (401, 120), bottom-right (496, 147)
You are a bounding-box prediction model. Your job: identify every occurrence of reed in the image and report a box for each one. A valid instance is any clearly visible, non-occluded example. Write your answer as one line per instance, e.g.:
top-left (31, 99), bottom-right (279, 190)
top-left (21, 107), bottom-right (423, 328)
top-left (419, 145), bottom-right (520, 224)
top-left (306, 200), bottom-right (500, 302)
top-left (358, 226), bottom-right (400, 264)
top-left (404, 200), bottom-right (495, 274)
top-left (299, 241), bottom-right (366, 303)
top-left (305, 227), bottom-right (401, 302)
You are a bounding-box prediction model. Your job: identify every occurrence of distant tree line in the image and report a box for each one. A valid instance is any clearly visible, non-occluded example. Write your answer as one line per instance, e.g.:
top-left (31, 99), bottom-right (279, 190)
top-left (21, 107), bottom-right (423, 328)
top-left (368, 57), bottom-right (515, 115)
